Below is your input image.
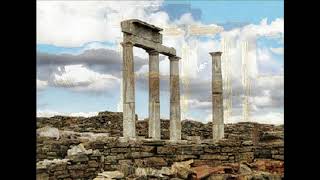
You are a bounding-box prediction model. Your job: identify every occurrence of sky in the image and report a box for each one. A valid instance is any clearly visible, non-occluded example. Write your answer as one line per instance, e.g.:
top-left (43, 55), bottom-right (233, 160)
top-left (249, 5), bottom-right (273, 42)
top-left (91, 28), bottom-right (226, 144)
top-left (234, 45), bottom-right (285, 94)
top-left (36, 0), bottom-right (284, 124)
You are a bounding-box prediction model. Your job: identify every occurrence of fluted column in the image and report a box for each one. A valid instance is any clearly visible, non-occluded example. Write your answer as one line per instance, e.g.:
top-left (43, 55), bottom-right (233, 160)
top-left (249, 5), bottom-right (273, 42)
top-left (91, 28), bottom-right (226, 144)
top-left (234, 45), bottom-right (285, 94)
top-left (169, 56), bottom-right (181, 141)
top-left (122, 42), bottom-right (136, 138)
top-left (210, 52), bottom-right (224, 142)
top-left (147, 49), bottom-right (161, 139)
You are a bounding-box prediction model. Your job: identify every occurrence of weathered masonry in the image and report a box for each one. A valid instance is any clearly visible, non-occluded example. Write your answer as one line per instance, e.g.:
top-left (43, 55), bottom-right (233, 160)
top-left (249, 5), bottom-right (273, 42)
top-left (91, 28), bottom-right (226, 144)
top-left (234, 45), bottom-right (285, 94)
top-left (121, 19), bottom-right (181, 141)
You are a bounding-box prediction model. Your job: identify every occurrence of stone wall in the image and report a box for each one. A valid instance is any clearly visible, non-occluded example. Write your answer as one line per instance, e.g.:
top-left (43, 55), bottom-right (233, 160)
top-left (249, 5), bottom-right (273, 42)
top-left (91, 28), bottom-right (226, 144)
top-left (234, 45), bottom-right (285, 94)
top-left (37, 111), bottom-right (284, 179)
top-left (37, 136), bottom-right (283, 180)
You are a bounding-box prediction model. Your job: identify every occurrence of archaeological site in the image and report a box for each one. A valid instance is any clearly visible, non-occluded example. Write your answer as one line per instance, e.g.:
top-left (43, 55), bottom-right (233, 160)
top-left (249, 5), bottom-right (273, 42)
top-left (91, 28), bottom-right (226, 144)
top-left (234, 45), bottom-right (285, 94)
top-left (37, 20), bottom-right (284, 180)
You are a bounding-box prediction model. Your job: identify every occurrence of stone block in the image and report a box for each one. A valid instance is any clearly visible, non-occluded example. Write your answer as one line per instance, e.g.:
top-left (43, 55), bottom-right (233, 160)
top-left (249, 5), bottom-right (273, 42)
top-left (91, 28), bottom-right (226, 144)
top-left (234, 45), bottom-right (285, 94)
top-left (129, 152), bottom-right (154, 158)
top-left (69, 170), bottom-right (85, 178)
top-left (236, 152), bottom-right (254, 163)
top-left (111, 148), bottom-right (130, 153)
top-left (272, 155), bottom-right (284, 161)
top-left (174, 155), bottom-right (198, 161)
top-left (68, 154), bottom-right (89, 162)
top-left (200, 154), bottom-right (229, 160)
top-left (67, 164), bottom-right (88, 170)
top-left (157, 146), bottom-right (177, 154)
top-left (144, 157), bottom-right (167, 167)
top-left (88, 160), bottom-right (99, 168)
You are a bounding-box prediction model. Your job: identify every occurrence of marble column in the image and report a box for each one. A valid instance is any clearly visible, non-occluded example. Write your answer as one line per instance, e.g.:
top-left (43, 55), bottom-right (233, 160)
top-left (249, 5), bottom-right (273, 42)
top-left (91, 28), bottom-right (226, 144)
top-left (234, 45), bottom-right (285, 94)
top-left (169, 56), bottom-right (181, 141)
top-left (210, 52), bottom-right (224, 142)
top-left (147, 49), bottom-right (161, 139)
top-left (122, 42), bottom-right (136, 138)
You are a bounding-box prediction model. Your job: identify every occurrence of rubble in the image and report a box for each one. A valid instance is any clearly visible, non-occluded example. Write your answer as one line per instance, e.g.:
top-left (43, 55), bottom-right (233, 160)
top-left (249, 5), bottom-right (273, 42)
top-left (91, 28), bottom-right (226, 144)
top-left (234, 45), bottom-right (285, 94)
top-left (37, 126), bottom-right (60, 140)
top-left (94, 171), bottom-right (124, 179)
top-left (67, 143), bottom-right (92, 156)
top-left (37, 111), bottom-right (283, 142)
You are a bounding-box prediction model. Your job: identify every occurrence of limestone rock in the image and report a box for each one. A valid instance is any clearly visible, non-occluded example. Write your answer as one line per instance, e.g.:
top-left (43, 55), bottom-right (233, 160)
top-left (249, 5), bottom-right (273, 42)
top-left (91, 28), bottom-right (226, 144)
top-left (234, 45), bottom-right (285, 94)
top-left (95, 171), bottom-right (124, 179)
top-left (37, 126), bottom-right (60, 140)
top-left (36, 159), bottom-right (70, 169)
top-left (67, 143), bottom-right (92, 156)
top-left (135, 167), bottom-right (173, 177)
top-left (171, 160), bottom-right (195, 179)
top-left (239, 163), bottom-right (252, 174)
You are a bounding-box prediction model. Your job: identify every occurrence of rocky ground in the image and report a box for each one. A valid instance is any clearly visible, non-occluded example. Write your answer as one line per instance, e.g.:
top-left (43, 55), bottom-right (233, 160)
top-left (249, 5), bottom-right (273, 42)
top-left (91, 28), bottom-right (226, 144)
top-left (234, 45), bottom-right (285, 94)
top-left (36, 111), bottom-right (284, 180)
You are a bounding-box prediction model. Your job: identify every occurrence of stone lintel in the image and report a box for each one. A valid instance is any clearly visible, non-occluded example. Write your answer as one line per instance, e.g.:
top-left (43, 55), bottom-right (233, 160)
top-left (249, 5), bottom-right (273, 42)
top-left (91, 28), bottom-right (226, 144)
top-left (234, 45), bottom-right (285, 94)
top-left (121, 19), bottom-right (163, 32)
top-left (121, 19), bottom-right (163, 44)
top-left (123, 34), bottom-right (176, 56)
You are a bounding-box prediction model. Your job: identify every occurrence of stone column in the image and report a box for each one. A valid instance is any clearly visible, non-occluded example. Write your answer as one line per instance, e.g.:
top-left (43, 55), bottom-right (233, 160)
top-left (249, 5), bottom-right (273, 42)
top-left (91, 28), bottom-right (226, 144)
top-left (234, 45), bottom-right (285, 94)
top-left (122, 42), bottom-right (136, 138)
top-left (210, 52), bottom-right (224, 142)
top-left (169, 56), bottom-right (181, 141)
top-left (147, 49), bottom-right (161, 139)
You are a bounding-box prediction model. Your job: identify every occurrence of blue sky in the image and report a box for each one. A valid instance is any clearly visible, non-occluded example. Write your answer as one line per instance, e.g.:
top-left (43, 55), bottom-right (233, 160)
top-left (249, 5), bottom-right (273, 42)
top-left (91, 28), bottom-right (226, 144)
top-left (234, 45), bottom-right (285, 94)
top-left (37, 0), bottom-right (284, 124)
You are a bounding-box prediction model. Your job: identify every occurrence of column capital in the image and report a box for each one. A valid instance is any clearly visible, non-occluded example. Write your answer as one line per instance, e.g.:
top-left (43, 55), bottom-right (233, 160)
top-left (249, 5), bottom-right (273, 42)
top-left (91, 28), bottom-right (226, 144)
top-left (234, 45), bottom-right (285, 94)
top-left (209, 52), bottom-right (222, 57)
top-left (121, 41), bottom-right (134, 47)
top-left (169, 56), bottom-right (181, 61)
top-left (146, 49), bottom-right (159, 55)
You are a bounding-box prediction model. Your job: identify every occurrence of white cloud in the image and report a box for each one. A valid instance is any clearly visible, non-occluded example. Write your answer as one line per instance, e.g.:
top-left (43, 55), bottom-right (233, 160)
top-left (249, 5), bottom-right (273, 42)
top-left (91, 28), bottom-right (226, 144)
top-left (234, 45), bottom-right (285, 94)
top-left (37, 110), bottom-right (98, 117)
top-left (37, 79), bottom-right (48, 90)
top-left (186, 99), bottom-right (211, 109)
top-left (52, 64), bottom-right (120, 92)
top-left (240, 18), bottom-right (284, 40)
top-left (253, 90), bottom-right (272, 107)
top-left (37, 1), bottom-right (165, 47)
top-left (206, 111), bottom-right (283, 125)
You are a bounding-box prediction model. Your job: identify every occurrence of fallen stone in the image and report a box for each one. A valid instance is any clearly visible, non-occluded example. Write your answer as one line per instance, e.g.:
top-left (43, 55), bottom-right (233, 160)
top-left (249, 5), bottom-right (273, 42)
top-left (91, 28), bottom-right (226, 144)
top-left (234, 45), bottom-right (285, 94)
top-left (171, 160), bottom-right (195, 179)
top-left (239, 163), bottom-right (252, 174)
top-left (67, 143), bottom-right (93, 156)
top-left (36, 159), bottom-right (70, 169)
top-left (95, 171), bottom-right (124, 179)
top-left (37, 126), bottom-right (60, 140)
top-left (135, 167), bottom-right (173, 177)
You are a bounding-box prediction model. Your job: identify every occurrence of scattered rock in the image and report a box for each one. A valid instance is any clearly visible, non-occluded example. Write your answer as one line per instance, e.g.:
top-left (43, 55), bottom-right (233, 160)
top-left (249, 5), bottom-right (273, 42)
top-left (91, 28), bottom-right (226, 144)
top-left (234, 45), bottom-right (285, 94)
top-left (171, 160), bottom-right (196, 179)
top-left (239, 163), bottom-right (252, 174)
top-left (37, 126), bottom-right (60, 140)
top-left (94, 171), bottom-right (124, 179)
top-left (67, 143), bottom-right (92, 156)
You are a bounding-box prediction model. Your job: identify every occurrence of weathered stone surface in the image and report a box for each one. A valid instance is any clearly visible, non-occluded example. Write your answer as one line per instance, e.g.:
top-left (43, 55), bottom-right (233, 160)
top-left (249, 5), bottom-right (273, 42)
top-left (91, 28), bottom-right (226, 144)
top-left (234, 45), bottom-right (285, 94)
top-left (142, 157), bottom-right (167, 167)
top-left (171, 160), bottom-right (195, 179)
top-left (148, 49), bottom-right (161, 140)
top-left (169, 56), bottom-right (181, 142)
top-left (210, 52), bottom-right (224, 143)
top-left (157, 146), bottom-right (176, 155)
top-left (95, 171), bottom-right (124, 179)
top-left (121, 19), bottom-right (163, 43)
top-left (122, 41), bottom-right (136, 139)
top-left (200, 154), bottom-right (229, 160)
top-left (37, 126), bottom-right (60, 140)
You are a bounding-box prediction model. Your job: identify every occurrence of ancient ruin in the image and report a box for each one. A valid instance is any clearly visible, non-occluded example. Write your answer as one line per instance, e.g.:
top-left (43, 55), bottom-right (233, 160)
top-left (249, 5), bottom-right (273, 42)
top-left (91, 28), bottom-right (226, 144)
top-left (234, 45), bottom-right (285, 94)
top-left (121, 19), bottom-right (181, 141)
top-left (210, 52), bottom-right (224, 142)
top-left (36, 20), bottom-right (284, 179)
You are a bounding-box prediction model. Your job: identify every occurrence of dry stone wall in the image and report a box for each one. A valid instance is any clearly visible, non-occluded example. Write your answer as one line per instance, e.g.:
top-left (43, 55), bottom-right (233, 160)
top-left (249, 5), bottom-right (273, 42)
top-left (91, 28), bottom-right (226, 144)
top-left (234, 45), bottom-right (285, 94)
top-left (37, 136), bottom-right (283, 179)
